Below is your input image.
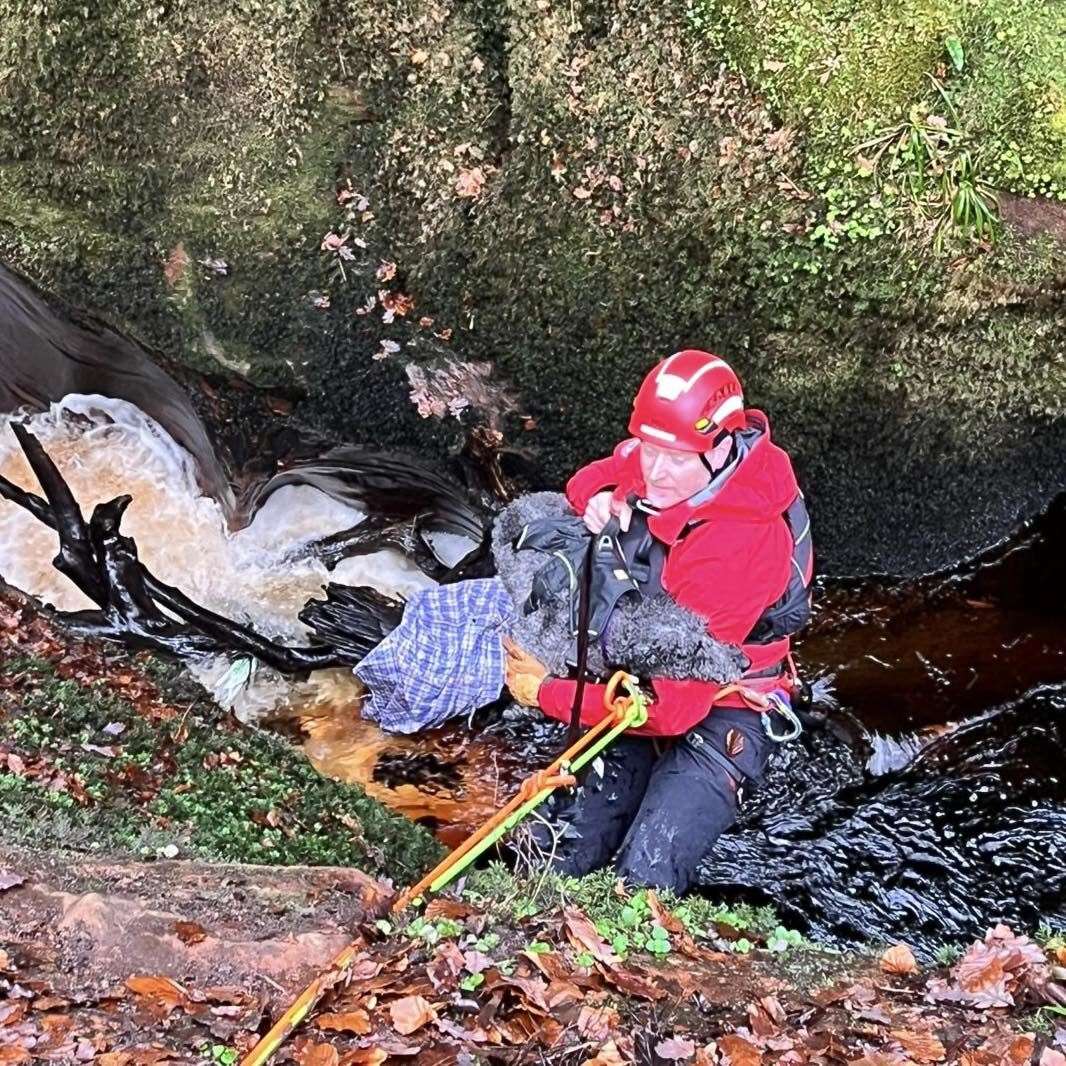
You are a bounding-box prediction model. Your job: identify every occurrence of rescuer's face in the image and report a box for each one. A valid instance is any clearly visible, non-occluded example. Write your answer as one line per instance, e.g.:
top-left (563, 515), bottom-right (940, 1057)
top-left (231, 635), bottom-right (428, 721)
top-left (639, 441), bottom-right (711, 508)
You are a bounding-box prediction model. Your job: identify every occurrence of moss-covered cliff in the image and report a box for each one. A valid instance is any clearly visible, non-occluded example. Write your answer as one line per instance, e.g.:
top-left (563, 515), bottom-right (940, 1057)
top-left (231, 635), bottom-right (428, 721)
top-left (1, 0), bottom-right (1063, 573)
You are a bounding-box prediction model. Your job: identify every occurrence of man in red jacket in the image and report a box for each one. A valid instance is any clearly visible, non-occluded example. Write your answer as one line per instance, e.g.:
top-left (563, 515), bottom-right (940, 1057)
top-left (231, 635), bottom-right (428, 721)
top-left (505, 349), bottom-right (812, 893)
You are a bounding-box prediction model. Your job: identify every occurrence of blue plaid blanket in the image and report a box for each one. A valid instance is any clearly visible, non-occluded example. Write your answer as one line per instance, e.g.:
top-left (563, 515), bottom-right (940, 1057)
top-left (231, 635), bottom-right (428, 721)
top-left (354, 578), bottom-right (517, 733)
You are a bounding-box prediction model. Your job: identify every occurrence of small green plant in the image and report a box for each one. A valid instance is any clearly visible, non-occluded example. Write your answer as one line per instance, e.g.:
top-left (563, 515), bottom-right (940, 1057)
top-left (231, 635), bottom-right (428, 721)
top-left (1021, 1004), bottom-right (1066, 1035)
top-left (434, 918), bottom-right (463, 939)
top-left (1035, 925), bottom-right (1065, 950)
top-left (513, 899), bottom-right (539, 920)
top-left (934, 150), bottom-right (998, 249)
top-left (459, 972), bottom-right (485, 992)
top-left (198, 1045), bottom-right (238, 1066)
top-left (766, 926), bottom-right (806, 953)
top-left (933, 942), bottom-right (963, 967)
top-left (475, 932), bottom-right (500, 952)
top-left (463, 865), bottom-right (795, 959)
top-left (403, 916), bottom-right (464, 945)
top-left (645, 924), bottom-right (672, 956)
top-left (854, 75), bottom-right (999, 248)
top-left (855, 96), bottom-right (963, 204)
top-left (944, 36), bottom-right (965, 74)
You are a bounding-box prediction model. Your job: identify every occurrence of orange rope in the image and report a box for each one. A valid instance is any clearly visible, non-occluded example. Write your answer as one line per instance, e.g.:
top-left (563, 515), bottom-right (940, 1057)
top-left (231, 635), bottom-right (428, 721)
top-left (390, 704), bottom-right (623, 913)
top-left (710, 682), bottom-right (772, 712)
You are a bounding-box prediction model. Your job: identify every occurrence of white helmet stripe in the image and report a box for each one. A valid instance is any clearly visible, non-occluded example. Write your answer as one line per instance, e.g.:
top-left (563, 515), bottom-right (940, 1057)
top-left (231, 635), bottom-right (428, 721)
top-left (709, 394), bottom-right (744, 426)
top-left (638, 422), bottom-right (678, 442)
top-left (654, 354), bottom-right (730, 400)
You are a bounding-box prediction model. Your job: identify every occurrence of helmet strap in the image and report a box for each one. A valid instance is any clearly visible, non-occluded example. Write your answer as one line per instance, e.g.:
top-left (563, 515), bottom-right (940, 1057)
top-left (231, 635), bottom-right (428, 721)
top-left (700, 429), bottom-right (734, 473)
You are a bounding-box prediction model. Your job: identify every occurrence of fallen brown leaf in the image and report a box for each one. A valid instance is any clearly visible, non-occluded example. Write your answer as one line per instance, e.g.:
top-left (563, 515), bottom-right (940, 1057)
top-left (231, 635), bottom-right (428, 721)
top-left (455, 167), bottom-right (486, 198)
top-left (316, 1010), bottom-right (371, 1035)
top-left (984, 1033), bottom-right (1034, 1065)
top-left (927, 924), bottom-right (1049, 1007)
top-left (424, 899), bottom-right (474, 922)
top-left (545, 976), bottom-right (585, 1009)
top-left (844, 982), bottom-right (894, 1024)
top-left (577, 1004), bottom-right (620, 1042)
top-left (125, 975), bottom-right (189, 1016)
top-left (483, 969), bottom-right (552, 1014)
top-left (427, 945), bottom-right (464, 992)
top-left (298, 1044), bottom-right (339, 1066)
top-left (718, 1033), bottom-right (762, 1065)
top-left (365, 1036), bottom-right (421, 1057)
top-left (462, 949), bottom-right (493, 974)
top-left (749, 994), bottom-right (787, 1037)
top-left (656, 1035), bottom-right (696, 1060)
top-left (435, 1016), bottom-right (492, 1044)
top-left (0, 1001), bottom-right (28, 1027)
top-left (33, 995), bottom-right (71, 1011)
top-left (646, 891), bottom-right (685, 936)
top-left (880, 944), bottom-right (918, 975)
top-left (172, 921), bottom-right (207, 946)
top-left (522, 949), bottom-right (572, 982)
top-left (337, 1051), bottom-right (386, 1066)
top-left (889, 1028), bottom-right (945, 1063)
top-left (564, 907), bottom-right (618, 966)
top-left (388, 994), bottom-right (436, 1035)
top-left (848, 1052), bottom-right (914, 1066)
top-left (583, 1040), bottom-right (627, 1066)
top-left (599, 964), bottom-right (665, 1001)
top-left (1040, 1050), bottom-right (1066, 1066)
top-left (493, 1011), bottom-right (544, 1045)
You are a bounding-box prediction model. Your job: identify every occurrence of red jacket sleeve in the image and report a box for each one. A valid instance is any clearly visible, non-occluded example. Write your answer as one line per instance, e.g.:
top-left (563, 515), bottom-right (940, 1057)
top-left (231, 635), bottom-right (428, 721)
top-left (537, 675), bottom-right (727, 737)
top-left (564, 439), bottom-right (641, 514)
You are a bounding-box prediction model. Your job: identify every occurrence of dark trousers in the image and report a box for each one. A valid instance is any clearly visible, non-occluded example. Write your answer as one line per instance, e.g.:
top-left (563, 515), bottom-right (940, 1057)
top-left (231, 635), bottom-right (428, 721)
top-left (533, 707), bottom-right (774, 895)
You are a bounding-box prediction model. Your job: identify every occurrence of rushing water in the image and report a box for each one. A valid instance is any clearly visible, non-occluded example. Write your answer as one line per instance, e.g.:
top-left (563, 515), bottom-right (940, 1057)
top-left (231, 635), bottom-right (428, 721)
top-left (0, 397), bottom-right (434, 718)
top-left (1, 396), bottom-right (1064, 950)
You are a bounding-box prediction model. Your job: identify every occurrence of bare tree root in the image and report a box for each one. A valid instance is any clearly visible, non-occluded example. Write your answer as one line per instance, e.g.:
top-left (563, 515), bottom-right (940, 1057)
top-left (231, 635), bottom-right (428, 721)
top-left (0, 424), bottom-right (352, 674)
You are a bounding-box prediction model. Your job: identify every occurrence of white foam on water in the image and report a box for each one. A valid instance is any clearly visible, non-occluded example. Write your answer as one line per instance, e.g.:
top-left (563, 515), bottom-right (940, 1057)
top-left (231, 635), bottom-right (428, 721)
top-left (0, 395), bottom-right (435, 716)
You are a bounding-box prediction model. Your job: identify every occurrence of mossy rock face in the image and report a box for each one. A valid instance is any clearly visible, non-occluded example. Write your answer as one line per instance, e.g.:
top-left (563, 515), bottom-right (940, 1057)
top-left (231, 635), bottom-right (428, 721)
top-left (0, 652), bottom-right (443, 876)
top-left (1, 0), bottom-right (1064, 574)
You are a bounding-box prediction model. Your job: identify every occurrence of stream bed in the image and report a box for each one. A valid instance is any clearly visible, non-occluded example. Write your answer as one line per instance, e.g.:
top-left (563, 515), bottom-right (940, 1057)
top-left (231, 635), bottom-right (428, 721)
top-left (1, 396), bottom-right (1064, 954)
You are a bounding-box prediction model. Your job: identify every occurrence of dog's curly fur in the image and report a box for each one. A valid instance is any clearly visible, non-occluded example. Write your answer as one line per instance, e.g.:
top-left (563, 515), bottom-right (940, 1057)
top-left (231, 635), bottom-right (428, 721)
top-left (492, 492), bottom-right (748, 682)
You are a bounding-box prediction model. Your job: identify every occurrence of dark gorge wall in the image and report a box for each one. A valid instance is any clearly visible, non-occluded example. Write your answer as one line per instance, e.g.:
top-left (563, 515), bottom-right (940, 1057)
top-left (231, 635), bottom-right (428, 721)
top-left (1, 0), bottom-right (1063, 575)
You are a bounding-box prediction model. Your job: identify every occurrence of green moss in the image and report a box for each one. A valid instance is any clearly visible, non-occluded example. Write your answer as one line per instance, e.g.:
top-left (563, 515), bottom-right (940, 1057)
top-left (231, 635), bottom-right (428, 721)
top-left (954, 0), bottom-right (1066, 196)
top-left (0, 655), bottom-right (443, 877)
top-left (688, 0), bottom-right (1066, 201)
top-left (690, 0), bottom-right (955, 142)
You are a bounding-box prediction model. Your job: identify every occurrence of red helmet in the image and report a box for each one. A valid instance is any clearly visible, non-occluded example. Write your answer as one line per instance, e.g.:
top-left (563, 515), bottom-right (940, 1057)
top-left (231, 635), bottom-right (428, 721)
top-left (628, 349), bottom-right (746, 452)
